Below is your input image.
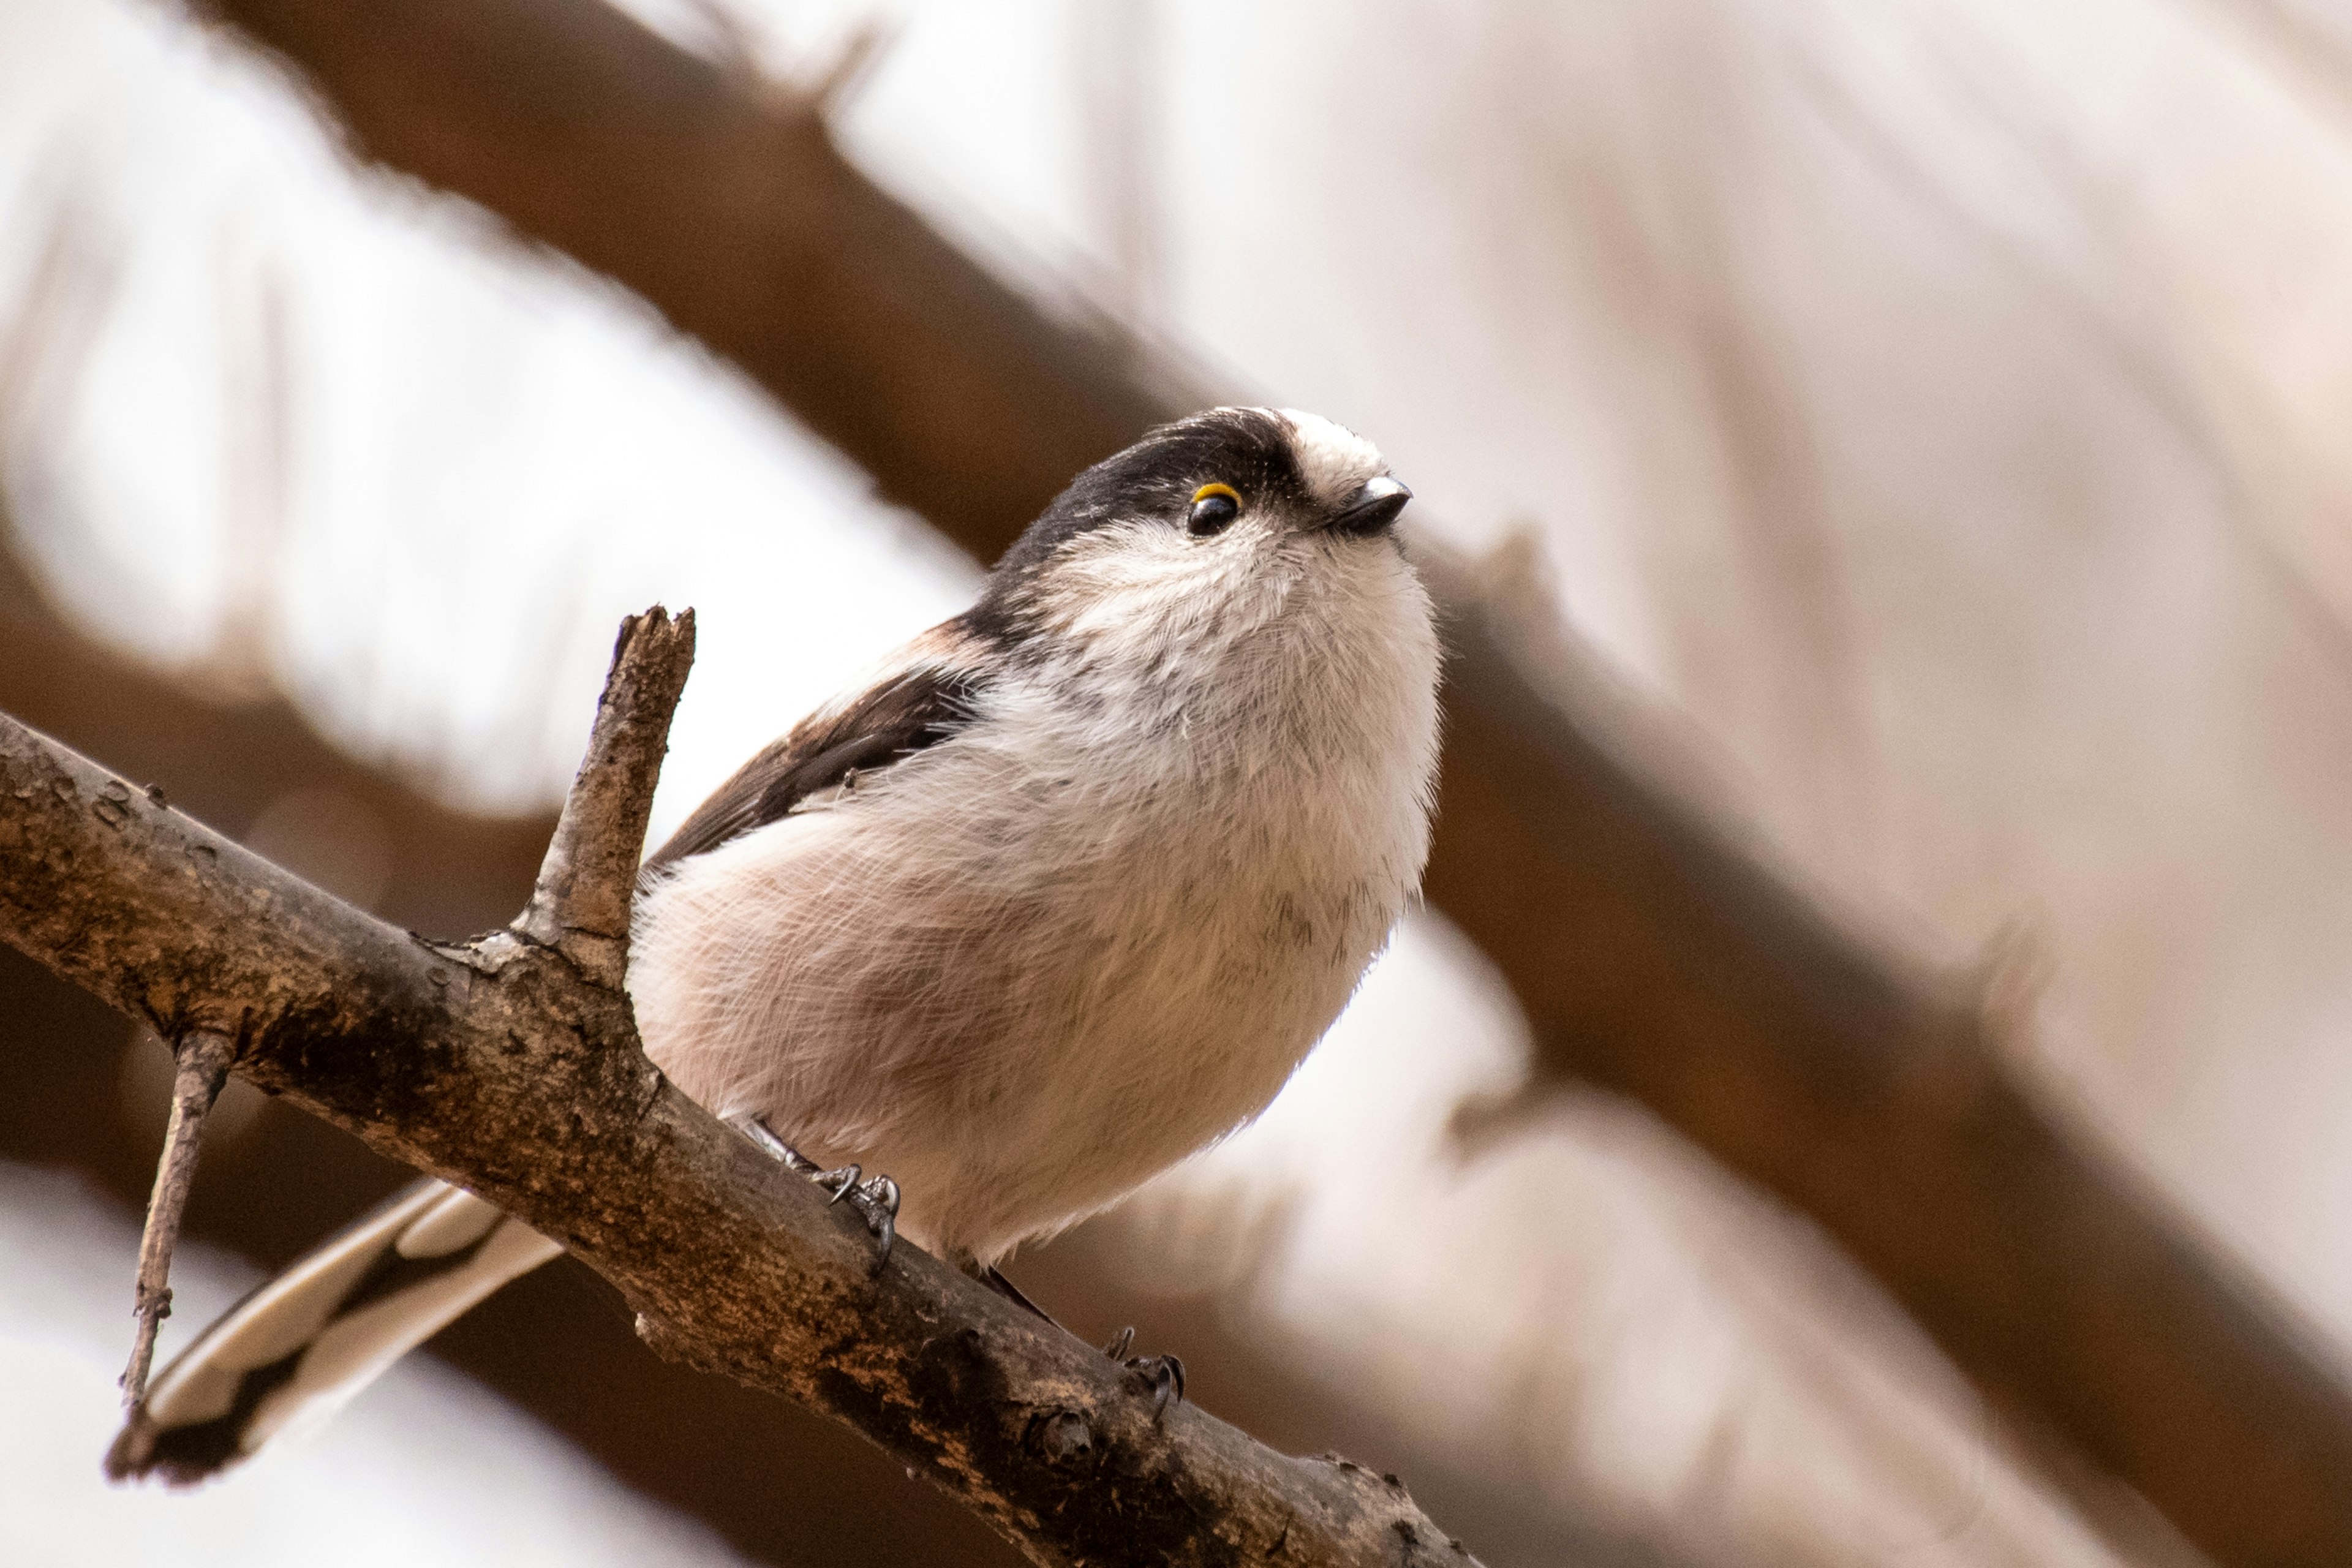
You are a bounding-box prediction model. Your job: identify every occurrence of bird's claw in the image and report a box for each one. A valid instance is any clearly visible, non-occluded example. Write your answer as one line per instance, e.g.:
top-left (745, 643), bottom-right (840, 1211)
top-left (1102, 1327), bottom-right (1185, 1422)
top-left (845, 1173), bottom-right (900, 1268)
top-left (814, 1164), bottom-right (899, 1268)
top-left (1128, 1353), bottom-right (1186, 1422)
top-left (725, 1114), bottom-right (898, 1270)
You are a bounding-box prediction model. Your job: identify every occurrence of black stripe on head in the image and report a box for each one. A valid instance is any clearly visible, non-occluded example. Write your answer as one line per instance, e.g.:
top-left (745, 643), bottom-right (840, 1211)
top-left (979, 408), bottom-right (1308, 600)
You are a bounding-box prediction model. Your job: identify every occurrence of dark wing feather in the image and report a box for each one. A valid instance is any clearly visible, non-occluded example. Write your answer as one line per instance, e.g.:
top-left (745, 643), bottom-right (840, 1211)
top-left (645, 657), bottom-right (984, 870)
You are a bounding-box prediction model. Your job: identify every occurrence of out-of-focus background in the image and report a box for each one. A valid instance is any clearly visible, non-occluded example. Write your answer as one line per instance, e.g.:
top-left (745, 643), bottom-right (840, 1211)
top-left (6, 1), bottom-right (2352, 1564)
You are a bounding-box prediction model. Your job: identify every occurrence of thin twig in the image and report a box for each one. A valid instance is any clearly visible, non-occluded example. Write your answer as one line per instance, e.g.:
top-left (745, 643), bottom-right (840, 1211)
top-left (511, 606), bottom-right (695, 987)
top-left (120, 1028), bottom-right (234, 1407)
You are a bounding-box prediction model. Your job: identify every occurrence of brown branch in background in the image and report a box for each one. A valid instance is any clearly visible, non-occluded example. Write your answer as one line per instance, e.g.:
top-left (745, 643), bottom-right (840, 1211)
top-left (119, 1027), bottom-right (235, 1404)
top-left (183, 2), bottom-right (2352, 1564)
top-left (0, 617), bottom-right (1480, 1568)
top-left (201, 0), bottom-right (1168, 552)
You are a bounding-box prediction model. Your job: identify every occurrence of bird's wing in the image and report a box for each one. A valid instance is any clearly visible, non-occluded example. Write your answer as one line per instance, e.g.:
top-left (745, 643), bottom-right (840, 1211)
top-left (645, 624), bottom-right (987, 870)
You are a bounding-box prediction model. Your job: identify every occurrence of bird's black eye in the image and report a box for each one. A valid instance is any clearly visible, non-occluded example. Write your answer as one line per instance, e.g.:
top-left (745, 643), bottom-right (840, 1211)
top-left (1188, 483), bottom-right (1240, 537)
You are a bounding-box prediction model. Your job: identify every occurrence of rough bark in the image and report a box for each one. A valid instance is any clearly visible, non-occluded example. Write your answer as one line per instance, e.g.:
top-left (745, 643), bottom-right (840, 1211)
top-left (0, 623), bottom-right (1476, 1568)
top-left (135, 2), bottom-right (2352, 1561)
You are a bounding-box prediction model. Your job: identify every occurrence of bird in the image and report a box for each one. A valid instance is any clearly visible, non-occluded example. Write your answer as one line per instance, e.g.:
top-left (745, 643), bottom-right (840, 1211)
top-left (107, 405), bottom-right (1442, 1483)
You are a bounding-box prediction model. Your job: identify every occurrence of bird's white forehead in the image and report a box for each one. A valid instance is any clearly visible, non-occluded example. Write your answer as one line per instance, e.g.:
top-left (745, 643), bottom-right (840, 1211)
top-left (1276, 408), bottom-right (1387, 505)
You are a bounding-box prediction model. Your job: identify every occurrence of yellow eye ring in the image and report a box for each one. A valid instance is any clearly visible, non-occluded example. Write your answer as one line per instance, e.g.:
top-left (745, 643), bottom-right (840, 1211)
top-left (1188, 483), bottom-right (1241, 537)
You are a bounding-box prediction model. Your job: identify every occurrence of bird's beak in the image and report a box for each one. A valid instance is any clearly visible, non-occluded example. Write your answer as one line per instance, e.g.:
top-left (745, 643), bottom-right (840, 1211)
top-left (1329, 475), bottom-right (1412, 535)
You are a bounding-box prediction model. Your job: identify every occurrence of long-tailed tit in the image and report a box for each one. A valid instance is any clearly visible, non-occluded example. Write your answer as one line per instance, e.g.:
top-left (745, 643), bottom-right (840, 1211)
top-left (110, 407), bottom-right (1441, 1481)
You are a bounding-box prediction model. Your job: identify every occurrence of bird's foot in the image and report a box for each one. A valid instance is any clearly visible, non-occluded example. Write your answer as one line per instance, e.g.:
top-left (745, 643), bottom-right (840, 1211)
top-left (1102, 1327), bottom-right (1186, 1422)
top-left (819, 1163), bottom-right (902, 1267)
top-left (725, 1114), bottom-right (899, 1270)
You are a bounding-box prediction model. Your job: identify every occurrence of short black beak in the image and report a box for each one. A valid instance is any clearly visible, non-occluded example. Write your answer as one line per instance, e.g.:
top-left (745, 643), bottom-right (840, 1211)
top-left (1330, 475), bottom-right (1411, 535)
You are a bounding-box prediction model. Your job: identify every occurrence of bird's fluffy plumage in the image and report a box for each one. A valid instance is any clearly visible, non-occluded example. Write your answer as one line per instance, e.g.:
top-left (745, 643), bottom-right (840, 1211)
top-left (632, 408), bottom-right (1439, 1262)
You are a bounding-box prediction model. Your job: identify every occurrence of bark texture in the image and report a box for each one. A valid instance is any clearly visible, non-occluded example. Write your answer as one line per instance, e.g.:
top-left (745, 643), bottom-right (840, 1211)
top-left (141, 2), bottom-right (2352, 1562)
top-left (0, 625), bottom-right (1478, 1568)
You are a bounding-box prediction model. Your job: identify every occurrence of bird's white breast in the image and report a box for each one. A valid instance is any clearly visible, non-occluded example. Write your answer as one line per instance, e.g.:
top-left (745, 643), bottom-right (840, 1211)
top-left (629, 540), bottom-right (1439, 1264)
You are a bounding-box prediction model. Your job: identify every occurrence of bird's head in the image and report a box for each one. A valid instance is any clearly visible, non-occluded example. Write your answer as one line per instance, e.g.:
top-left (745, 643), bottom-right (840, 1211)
top-left (974, 407), bottom-right (1421, 657)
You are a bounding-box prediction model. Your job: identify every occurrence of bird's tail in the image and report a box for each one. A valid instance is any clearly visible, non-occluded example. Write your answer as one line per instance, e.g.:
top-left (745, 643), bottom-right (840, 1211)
top-left (107, 1179), bottom-right (563, 1485)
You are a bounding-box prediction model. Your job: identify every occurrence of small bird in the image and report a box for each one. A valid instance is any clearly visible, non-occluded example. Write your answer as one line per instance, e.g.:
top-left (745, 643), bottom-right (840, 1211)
top-left (108, 406), bottom-right (1442, 1482)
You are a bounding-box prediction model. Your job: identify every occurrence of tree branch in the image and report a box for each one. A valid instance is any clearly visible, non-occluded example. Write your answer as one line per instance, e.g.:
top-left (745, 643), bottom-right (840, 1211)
top-left (172, 4), bottom-right (2352, 1563)
top-left (0, 627), bottom-right (1477, 1568)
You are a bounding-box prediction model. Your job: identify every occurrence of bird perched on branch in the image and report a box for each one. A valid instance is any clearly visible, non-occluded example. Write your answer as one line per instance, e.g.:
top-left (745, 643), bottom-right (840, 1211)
top-left (110, 406), bottom-right (1442, 1482)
